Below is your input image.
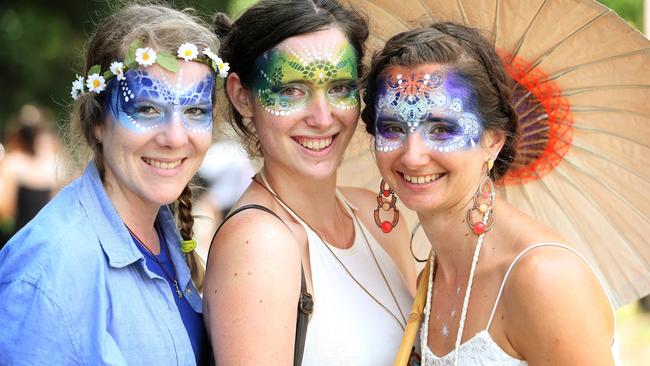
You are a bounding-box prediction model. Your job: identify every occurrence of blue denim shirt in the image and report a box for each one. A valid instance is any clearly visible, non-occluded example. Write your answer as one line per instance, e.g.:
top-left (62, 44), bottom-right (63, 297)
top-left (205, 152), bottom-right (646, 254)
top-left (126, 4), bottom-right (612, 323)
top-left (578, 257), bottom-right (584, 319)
top-left (0, 163), bottom-right (203, 365)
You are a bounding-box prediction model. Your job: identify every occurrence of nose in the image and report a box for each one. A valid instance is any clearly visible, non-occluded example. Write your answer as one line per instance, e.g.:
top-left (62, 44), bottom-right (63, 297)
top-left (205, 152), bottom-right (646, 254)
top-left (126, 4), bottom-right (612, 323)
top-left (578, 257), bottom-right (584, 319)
top-left (400, 133), bottom-right (431, 168)
top-left (156, 111), bottom-right (189, 148)
top-left (304, 92), bottom-right (335, 129)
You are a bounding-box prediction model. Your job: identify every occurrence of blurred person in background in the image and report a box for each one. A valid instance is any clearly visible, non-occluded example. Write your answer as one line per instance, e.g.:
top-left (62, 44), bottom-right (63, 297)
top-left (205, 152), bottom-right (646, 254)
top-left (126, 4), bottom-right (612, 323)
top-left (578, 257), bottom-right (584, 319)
top-left (193, 139), bottom-right (254, 260)
top-left (0, 104), bottom-right (64, 250)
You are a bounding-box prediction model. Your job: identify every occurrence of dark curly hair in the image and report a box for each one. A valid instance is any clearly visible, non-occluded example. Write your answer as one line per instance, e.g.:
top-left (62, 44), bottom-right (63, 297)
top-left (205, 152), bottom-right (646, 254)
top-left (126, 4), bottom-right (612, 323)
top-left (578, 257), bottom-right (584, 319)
top-left (214, 0), bottom-right (369, 157)
top-left (361, 22), bottom-right (518, 180)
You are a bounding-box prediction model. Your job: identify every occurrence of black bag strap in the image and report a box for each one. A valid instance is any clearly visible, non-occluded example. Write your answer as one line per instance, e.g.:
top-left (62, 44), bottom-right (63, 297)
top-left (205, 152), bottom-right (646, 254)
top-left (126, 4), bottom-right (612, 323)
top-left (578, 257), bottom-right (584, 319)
top-left (208, 204), bottom-right (312, 366)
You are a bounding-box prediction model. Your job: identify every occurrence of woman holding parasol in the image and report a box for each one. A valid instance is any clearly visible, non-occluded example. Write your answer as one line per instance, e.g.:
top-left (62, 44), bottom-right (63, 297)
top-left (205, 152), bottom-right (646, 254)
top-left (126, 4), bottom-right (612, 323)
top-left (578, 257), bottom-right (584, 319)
top-left (361, 22), bottom-right (619, 365)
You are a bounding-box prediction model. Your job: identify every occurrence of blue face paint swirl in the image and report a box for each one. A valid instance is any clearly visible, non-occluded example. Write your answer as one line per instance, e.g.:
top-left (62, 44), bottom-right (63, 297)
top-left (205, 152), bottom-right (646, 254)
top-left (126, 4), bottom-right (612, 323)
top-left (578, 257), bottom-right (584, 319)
top-left (104, 68), bottom-right (215, 134)
top-left (374, 69), bottom-right (483, 153)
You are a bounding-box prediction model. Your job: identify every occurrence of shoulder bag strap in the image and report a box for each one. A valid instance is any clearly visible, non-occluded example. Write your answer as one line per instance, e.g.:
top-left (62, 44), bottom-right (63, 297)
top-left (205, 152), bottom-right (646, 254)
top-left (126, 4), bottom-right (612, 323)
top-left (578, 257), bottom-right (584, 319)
top-left (208, 204), bottom-right (312, 366)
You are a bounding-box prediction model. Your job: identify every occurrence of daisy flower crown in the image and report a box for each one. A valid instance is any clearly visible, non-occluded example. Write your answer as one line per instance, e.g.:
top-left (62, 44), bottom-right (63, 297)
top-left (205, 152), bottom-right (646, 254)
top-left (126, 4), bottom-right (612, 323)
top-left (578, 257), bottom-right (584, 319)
top-left (71, 40), bottom-right (230, 100)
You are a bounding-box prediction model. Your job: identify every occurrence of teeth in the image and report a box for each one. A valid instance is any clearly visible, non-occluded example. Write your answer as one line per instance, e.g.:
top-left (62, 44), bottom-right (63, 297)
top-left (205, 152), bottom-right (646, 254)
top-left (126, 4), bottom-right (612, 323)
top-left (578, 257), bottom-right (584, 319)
top-left (143, 157), bottom-right (182, 170)
top-left (297, 137), bottom-right (333, 151)
top-left (403, 173), bottom-right (443, 184)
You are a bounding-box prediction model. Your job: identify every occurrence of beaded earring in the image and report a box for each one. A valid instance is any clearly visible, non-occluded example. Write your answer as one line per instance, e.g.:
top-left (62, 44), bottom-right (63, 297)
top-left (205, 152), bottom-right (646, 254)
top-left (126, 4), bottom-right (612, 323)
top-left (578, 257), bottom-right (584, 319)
top-left (374, 179), bottom-right (400, 233)
top-left (466, 158), bottom-right (496, 235)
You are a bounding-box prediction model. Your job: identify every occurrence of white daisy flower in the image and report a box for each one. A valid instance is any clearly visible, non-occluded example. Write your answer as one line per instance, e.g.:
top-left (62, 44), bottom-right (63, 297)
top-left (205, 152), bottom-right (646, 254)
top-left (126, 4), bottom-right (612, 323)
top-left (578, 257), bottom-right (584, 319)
top-left (71, 76), bottom-right (85, 100)
top-left (110, 61), bottom-right (125, 80)
top-left (215, 57), bottom-right (230, 78)
top-left (177, 43), bottom-right (199, 61)
top-left (135, 47), bottom-right (157, 66)
top-left (203, 47), bottom-right (219, 61)
top-left (203, 48), bottom-right (230, 78)
top-left (86, 73), bottom-right (106, 93)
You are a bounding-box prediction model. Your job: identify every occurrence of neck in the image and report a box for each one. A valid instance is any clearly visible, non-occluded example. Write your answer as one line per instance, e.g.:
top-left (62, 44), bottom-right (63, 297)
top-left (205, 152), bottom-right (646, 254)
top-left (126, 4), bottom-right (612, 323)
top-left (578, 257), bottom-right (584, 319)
top-left (418, 198), bottom-right (483, 278)
top-left (105, 182), bottom-right (160, 252)
top-left (260, 162), bottom-right (353, 249)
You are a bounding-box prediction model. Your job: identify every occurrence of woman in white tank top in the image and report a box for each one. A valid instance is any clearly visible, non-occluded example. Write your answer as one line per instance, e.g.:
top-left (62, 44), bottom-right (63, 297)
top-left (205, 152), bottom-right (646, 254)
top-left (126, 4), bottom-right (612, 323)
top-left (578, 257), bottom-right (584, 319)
top-left (360, 22), bottom-right (618, 365)
top-left (203, 1), bottom-right (417, 365)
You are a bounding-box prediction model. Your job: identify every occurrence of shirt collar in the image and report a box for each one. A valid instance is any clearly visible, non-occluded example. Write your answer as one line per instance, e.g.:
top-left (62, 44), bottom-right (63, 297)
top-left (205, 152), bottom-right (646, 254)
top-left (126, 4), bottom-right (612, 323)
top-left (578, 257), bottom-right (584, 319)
top-left (76, 163), bottom-right (193, 292)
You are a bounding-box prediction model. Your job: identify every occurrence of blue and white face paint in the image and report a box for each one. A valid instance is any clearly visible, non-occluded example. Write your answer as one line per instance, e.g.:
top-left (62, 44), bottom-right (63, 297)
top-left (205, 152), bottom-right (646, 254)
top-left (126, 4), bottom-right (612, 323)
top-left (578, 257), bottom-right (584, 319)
top-left (374, 68), bottom-right (483, 153)
top-left (104, 67), bottom-right (215, 134)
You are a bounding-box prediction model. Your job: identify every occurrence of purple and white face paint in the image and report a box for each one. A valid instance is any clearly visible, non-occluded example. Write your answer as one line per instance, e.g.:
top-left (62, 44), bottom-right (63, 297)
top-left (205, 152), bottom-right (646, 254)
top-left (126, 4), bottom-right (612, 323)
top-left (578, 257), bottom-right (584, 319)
top-left (374, 68), bottom-right (483, 153)
top-left (104, 66), bottom-right (215, 134)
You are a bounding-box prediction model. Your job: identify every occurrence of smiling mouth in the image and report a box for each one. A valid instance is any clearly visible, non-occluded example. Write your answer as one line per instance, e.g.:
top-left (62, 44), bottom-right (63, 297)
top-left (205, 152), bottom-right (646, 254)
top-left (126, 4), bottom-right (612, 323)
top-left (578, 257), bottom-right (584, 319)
top-left (142, 157), bottom-right (184, 170)
top-left (293, 135), bottom-right (335, 152)
top-left (402, 172), bottom-right (446, 184)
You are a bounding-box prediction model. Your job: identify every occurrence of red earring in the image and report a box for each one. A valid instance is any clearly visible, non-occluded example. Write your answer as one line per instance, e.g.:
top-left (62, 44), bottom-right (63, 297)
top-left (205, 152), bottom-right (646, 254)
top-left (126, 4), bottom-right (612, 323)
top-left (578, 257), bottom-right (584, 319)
top-left (374, 179), bottom-right (400, 233)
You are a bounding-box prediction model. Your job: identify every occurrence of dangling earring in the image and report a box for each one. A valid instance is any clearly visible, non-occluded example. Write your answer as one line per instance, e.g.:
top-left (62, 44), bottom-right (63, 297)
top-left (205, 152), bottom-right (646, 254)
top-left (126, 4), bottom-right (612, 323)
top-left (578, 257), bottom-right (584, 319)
top-left (466, 159), bottom-right (496, 235)
top-left (242, 116), bottom-right (252, 124)
top-left (374, 179), bottom-right (400, 233)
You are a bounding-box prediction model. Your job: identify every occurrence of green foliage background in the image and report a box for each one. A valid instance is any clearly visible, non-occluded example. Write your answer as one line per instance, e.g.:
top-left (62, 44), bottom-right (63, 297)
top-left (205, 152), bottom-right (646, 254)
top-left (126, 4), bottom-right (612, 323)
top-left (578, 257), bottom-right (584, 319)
top-left (0, 0), bottom-right (643, 136)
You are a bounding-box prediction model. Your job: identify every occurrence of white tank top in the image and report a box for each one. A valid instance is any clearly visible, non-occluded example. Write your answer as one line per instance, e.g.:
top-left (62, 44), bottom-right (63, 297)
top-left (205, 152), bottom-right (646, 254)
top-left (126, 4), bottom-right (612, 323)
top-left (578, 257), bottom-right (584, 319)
top-left (421, 243), bottom-right (620, 366)
top-left (270, 189), bottom-right (413, 366)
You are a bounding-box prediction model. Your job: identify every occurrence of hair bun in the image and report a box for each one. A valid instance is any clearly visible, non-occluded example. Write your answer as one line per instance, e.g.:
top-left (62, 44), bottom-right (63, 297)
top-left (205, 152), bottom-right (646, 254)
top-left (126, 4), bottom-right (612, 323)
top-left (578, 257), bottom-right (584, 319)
top-left (213, 12), bottom-right (233, 39)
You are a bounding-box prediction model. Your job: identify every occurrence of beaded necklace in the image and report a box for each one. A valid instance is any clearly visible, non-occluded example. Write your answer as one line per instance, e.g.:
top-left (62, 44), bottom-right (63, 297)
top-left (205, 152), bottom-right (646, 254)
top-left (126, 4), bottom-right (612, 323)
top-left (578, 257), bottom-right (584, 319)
top-left (127, 225), bottom-right (184, 299)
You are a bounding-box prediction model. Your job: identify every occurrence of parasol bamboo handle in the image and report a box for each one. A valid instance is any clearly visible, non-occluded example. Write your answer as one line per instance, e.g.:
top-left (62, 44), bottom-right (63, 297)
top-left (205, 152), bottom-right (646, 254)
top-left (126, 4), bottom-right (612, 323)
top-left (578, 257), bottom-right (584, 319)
top-left (393, 257), bottom-right (432, 366)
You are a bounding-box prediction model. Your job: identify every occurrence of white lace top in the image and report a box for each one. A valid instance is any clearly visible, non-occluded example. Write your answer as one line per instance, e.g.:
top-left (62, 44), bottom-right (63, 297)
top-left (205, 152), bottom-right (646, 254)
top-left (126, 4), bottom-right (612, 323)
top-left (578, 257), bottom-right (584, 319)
top-left (421, 243), bottom-right (619, 366)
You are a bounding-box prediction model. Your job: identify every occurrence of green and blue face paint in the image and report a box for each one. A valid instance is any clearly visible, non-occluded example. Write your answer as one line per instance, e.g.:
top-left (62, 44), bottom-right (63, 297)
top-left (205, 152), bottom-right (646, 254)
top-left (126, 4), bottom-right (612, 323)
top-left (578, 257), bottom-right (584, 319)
top-left (251, 39), bottom-right (359, 116)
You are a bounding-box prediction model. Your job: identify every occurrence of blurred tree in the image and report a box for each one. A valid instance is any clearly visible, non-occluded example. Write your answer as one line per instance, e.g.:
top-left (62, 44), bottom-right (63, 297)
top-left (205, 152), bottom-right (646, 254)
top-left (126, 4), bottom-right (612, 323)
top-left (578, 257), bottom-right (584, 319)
top-left (598, 0), bottom-right (643, 30)
top-left (0, 0), bottom-right (641, 136)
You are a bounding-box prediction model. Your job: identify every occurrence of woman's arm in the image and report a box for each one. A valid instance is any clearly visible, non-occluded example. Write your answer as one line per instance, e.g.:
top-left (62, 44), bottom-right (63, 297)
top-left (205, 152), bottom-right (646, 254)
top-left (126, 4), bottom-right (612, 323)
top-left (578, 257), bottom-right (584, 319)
top-left (506, 246), bottom-right (615, 365)
top-left (203, 208), bottom-right (302, 365)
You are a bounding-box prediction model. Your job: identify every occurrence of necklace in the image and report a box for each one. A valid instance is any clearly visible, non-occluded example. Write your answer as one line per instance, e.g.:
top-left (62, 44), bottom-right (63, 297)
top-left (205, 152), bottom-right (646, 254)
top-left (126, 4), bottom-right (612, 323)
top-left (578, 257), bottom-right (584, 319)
top-left (126, 225), bottom-right (184, 299)
top-left (420, 211), bottom-right (492, 366)
top-left (255, 173), bottom-right (407, 331)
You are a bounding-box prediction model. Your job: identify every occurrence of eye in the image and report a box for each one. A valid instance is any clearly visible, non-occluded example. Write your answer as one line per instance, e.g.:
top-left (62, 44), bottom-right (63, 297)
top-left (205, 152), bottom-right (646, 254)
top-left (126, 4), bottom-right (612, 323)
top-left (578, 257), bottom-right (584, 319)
top-left (185, 107), bottom-right (208, 117)
top-left (378, 123), bottom-right (406, 138)
top-left (328, 83), bottom-right (356, 97)
top-left (279, 86), bottom-right (306, 98)
top-left (430, 125), bottom-right (450, 134)
top-left (136, 105), bottom-right (160, 116)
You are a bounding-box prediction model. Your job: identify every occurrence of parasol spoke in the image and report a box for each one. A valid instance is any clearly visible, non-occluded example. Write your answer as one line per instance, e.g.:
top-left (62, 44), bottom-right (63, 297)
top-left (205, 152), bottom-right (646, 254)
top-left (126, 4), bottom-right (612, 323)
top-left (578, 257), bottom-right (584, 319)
top-left (532, 175), bottom-right (636, 305)
top-left (562, 84), bottom-right (650, 97)
top-left (416, 0), bottom-right (435, 20)
top-left (546, 48), bottom-right (650, 82)
top-left (571, 105), bottom-right (649, 120)
top-left (525, 9), bottom-right (609, 73)
top-left (558, 160), bottom-right (650, 227)
top-left (556, 161), bottom-right (650, 266)
top-left (553, 165), bottom-right (648, 292)
top-left (510, 0), bottom-right (548, 59)
top-left (571, 124), bottom-right (650, 149)
top-left (570, 142), bottom-right (650, 187)
top-left (456, 0), bottom-right (469, 25)
top-left (491, 0), bottom-right (500, 47)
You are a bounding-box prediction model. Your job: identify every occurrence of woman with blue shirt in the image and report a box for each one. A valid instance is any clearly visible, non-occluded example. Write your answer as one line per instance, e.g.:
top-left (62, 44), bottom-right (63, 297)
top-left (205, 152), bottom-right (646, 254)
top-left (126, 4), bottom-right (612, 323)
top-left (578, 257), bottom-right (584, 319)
top-left (0, 4), bottom-right (227, 364)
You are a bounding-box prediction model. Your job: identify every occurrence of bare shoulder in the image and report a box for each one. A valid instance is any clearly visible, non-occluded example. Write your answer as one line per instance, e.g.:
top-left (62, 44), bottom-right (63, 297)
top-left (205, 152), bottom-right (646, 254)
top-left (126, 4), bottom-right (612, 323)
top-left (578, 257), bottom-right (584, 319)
top-left (503, 244), bottom-right (615, 364)
top-left (203, 196), bottom-right (303, 365)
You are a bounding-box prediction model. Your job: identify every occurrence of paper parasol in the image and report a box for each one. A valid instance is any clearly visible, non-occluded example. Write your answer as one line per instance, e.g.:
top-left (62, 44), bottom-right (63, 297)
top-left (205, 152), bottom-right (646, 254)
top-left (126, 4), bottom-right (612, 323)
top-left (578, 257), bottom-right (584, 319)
top-left (339, 0), bottom-right (650, 308)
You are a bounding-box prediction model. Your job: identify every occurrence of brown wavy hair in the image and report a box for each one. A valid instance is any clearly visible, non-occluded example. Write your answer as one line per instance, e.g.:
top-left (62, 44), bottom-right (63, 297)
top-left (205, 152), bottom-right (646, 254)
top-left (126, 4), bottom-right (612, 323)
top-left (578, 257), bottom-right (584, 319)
top-left (65, 2), bottom-right (220, 290)
top-left (361, 22), bottom-right (518, 180)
